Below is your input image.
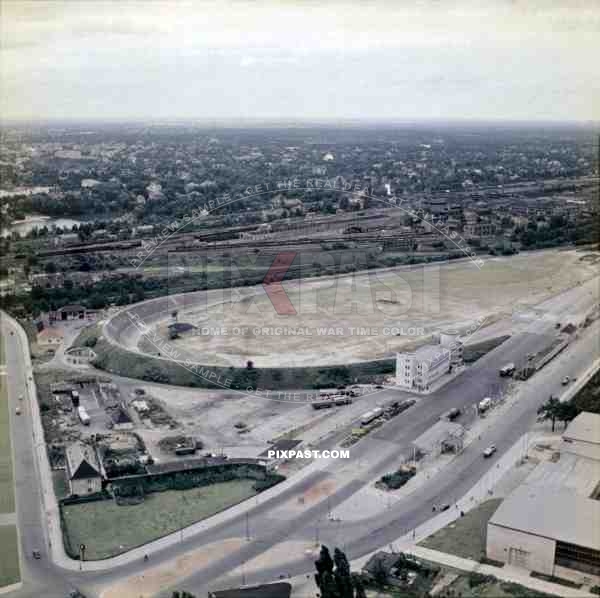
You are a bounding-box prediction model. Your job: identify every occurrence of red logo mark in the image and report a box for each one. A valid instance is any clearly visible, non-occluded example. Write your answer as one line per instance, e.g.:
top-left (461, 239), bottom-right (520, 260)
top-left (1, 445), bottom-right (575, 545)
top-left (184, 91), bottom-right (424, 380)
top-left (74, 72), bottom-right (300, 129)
top-left (263, 252), bottom-right (297, 315)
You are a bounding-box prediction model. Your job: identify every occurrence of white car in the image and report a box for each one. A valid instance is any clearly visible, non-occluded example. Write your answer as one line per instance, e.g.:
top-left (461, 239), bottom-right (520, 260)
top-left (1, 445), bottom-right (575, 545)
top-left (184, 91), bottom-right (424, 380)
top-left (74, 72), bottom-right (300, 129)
top-left (483, 445), bottom-right (497, 458)
top-left (562, 376), bottom-right (570, 385)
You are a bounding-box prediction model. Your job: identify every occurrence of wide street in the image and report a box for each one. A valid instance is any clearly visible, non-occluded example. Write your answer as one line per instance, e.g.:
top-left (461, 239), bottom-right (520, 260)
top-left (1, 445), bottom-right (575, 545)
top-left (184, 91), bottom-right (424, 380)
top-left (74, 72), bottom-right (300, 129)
top-left (1, 274), bottom-right (599, 598)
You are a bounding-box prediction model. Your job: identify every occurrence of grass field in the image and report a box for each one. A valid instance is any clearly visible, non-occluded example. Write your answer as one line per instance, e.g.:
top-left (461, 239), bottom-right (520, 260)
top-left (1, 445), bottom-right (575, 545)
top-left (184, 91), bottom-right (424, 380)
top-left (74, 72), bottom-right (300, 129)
top-left (0, 329), bottom-right (16, 514)
top-left (61, 479), bottom-right (259, 560)
top-left (419, 499), bottom-right (502, 561)
top-left (0, 525), bottom-right (20, 587)
top-left (0, 326), bottom-right (21, 588)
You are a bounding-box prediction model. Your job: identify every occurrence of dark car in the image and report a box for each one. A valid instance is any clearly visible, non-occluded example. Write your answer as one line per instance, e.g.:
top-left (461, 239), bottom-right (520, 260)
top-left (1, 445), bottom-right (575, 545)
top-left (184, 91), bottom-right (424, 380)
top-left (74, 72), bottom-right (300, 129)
top-left (32, 550), bottom-right (41, 559)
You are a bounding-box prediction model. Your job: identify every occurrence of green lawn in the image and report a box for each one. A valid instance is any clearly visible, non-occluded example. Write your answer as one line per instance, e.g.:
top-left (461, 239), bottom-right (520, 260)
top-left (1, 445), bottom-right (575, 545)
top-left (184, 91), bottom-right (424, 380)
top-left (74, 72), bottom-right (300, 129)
top-left (61, 479), bottom-right (258, 560)
top-left (0, 525), bottom-right (20, 587)
top-left (419, 499), bottom-right (502, 561)
top-left (52, 470), bottom-right (69, 501)
top-left (0, 329), bottom-right (16, 515)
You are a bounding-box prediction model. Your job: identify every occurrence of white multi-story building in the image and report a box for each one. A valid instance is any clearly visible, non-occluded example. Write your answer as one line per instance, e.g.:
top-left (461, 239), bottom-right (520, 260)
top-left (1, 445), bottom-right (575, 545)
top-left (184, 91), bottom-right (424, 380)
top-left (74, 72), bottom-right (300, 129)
top-left (396, 344), bottom-right (451, 391)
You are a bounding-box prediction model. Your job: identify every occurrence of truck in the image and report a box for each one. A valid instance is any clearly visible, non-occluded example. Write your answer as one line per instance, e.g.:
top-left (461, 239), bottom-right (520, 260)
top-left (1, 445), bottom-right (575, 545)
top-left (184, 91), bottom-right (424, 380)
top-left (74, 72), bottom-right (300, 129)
top-left (77, 406), bottom-right (90, 426)
top-left (499, 362), bottom-right (515, 377)
top-left (312, 395), bottom-right (353, 410)
top-left (360, 407), bottom-right (383, 426)
top-left (478, 397), bottom-right (493, 413)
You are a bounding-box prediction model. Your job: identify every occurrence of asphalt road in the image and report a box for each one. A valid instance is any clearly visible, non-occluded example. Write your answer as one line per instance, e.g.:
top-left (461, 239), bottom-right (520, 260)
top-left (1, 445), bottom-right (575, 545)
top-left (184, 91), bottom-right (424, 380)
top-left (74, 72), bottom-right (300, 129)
top-left (1, 314), bottom-right (83, 598)
top-left (1, 301), bottom-right (599, 598)
top-left (154, 321), bottom-right (600, 597)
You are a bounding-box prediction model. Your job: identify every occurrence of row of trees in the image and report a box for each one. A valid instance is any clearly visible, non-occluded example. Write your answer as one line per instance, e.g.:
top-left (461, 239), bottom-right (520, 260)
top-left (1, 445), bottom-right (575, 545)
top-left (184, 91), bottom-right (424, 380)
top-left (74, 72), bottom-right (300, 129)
top-left (314, 545), bottom-right (366, 598)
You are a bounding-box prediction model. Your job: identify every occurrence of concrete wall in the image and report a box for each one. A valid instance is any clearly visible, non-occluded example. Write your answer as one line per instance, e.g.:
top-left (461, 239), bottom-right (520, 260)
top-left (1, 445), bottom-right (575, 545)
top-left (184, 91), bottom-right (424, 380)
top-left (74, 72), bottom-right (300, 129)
top-left (487, 523), bottom-right (556, 575)
top-left (69, 476), bottom-right (102, 496)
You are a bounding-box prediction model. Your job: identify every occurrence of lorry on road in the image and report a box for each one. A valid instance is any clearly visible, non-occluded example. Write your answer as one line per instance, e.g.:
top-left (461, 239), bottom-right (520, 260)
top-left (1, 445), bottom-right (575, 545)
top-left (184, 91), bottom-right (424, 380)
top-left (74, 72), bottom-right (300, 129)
top-left (77, 405), bottom-right (90, 426)
top-left (312, 394), bottom-right (353, 410)
top-left (360, 407), bottom-right (384, 426)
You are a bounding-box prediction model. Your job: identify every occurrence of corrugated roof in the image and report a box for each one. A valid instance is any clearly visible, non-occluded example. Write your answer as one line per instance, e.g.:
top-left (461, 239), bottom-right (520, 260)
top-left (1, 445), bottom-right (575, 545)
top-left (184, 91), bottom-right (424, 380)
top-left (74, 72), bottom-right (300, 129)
top-left (489, 484), bottom-right (600, 550)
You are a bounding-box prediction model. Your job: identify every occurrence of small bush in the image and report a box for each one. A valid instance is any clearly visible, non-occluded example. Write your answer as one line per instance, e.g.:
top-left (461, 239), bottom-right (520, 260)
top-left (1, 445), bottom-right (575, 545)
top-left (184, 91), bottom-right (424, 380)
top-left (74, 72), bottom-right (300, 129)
top-left (468, 572), bottom-right (494, 588)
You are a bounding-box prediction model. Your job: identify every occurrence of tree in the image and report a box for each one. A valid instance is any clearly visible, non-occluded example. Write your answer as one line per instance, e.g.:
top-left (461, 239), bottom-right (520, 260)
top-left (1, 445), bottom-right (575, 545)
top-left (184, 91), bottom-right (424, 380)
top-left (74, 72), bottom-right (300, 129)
top-left (537, 397), bottom-right (561, 432)
top-left (333, 548), bottom-right (354, 598)
top-left (315, 545), bottom-right (337, 597)
top-left (557, 401), bottom-right (581, 428)
top-left (315, 545), bottom-right (367, 598)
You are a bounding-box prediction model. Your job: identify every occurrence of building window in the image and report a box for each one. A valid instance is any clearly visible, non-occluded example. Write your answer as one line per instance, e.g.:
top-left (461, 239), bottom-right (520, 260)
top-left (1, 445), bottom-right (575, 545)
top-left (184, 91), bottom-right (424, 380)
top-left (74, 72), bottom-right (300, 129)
top-left (555, 541), bottom-right (600, 576)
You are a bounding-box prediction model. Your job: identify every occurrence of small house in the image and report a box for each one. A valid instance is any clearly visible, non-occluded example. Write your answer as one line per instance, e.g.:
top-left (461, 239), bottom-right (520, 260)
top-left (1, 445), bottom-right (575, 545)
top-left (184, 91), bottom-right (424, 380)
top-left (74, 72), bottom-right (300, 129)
top-left (111, 406), bottom-right (134, 430)
top-left (65, 442), bottom-right (102, 496)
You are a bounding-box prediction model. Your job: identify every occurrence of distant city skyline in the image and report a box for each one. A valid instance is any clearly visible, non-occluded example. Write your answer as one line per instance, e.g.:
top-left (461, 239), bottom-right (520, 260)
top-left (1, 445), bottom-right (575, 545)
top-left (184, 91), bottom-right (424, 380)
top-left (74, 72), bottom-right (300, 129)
top-left (1, 0), bottom-right (599, 123)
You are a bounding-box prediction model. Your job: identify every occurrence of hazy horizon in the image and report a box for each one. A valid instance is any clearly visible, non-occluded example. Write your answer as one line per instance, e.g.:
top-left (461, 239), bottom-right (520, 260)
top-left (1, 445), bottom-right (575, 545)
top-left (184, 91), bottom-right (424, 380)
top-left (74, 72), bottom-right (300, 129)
top-left (1, 1), bottom-right (599, 123)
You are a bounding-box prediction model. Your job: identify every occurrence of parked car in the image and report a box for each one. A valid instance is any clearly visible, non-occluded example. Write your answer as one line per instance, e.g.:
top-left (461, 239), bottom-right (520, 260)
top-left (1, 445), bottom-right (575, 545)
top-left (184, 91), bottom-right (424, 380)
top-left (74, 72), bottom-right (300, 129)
top-left (32, 550), bottom-right (41, 559)
top-left (15, 407), bottom-right (22, 416)
top-left (483, 445), bottom-right (497, 458)
top-left (562, 376), bottom-right (570, 385)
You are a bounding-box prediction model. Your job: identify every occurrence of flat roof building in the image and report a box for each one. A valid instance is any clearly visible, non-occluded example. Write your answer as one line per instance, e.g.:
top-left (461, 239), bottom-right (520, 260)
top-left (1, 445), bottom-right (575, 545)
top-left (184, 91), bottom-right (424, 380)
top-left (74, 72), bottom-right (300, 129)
top-left (396, 344), bottom-right (450, 392)
top-left (486, 412), bottom-right (600, 580)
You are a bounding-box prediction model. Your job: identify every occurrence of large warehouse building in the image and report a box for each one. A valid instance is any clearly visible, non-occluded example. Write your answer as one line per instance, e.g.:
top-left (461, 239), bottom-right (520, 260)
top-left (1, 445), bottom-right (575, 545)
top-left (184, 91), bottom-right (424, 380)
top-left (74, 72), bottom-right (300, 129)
top-left (487, 412), bottom-right (600, 580)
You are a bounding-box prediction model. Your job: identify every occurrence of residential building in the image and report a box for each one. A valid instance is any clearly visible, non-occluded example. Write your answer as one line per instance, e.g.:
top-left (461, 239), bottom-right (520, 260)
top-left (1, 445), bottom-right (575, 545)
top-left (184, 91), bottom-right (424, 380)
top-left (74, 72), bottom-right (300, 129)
top-left (111, 406), bottom-right (134, 431)
top-left (36, 327), bottom-right (64, 347)
top-left (65, 442), bottom-right (102, 496)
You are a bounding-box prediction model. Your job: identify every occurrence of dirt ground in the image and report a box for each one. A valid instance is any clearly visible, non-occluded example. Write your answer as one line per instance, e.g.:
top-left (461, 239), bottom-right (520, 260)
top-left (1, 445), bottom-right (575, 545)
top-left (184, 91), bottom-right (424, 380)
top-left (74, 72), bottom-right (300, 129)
top-left (148, 249), bottom-right (598, 367)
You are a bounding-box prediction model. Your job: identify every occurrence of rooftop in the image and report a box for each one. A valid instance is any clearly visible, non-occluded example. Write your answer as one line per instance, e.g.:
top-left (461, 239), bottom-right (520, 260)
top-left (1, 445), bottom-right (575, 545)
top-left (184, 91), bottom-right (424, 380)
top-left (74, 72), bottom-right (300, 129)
top-left (563, 412), bottom-right (600, 446)
top-left (209, 583), bottom-right (291, 598)
top-left (524, 452), bottom-right (599, 498)
top-left (489, 484), bottom-right (600, 551)
top-left (65, 442), bottom-right (101, 481)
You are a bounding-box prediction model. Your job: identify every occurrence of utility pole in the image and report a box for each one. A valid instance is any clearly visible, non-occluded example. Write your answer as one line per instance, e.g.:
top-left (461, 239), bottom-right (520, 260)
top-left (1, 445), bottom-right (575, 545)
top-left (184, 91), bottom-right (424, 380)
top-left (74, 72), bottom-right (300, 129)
top-left (245, 511), bottom-right (250, 541)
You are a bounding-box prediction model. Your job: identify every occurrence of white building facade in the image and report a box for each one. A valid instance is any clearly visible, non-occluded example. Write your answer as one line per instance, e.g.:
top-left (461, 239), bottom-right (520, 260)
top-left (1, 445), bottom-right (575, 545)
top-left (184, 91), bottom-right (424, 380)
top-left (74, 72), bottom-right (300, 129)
top-left (396, 344), bottom-right (451, 391)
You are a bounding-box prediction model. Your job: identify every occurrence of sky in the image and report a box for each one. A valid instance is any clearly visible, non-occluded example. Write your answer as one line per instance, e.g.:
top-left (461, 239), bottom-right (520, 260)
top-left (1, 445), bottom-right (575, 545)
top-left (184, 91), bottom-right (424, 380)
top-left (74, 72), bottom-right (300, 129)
top-left (1, 0), bottom-right (599, 123)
